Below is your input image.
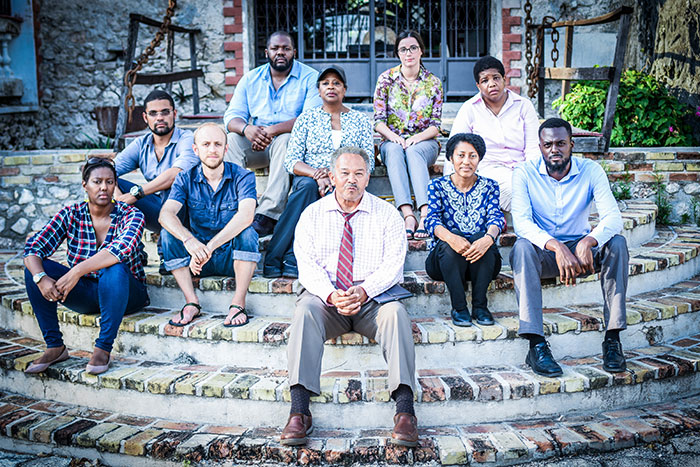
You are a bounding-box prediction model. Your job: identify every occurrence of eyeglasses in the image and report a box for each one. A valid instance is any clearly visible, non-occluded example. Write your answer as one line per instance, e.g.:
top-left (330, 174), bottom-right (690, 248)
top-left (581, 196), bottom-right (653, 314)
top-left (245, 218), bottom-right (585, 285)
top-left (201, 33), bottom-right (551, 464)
top-left (146, 109), bottom-right (172, 117)
top-left (398, 45), bottom-right (420, 55)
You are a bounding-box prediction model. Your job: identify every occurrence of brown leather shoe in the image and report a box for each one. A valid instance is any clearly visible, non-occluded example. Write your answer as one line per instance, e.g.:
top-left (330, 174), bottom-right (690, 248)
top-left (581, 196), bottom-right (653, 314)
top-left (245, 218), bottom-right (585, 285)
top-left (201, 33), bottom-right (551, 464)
top-left (280, 413), bottom-right (313, 446)
top-left (390, 413), bottom-right (418, 447)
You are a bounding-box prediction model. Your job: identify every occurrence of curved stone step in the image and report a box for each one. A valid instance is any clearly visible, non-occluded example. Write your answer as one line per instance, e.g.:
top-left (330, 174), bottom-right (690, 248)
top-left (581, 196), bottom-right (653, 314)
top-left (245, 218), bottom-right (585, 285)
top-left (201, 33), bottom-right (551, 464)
top-left (139, 200), bottom-right (657, 271)
top-left (2, 389), bottom-right (699, 466)
top-left (2, 274), bottom-right (700, 370)
top-left (119, 225), bottom-right (700, 314)
top-left (1, 326), bottom-right (699, 430)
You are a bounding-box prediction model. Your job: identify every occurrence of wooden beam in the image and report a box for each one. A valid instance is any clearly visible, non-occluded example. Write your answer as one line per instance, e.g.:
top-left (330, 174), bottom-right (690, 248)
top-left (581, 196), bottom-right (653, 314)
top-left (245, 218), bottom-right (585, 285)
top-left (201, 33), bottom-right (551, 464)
top-left (561, 26), bottom-right (574, 99)
top-left (540, 67), bottom-right (613, 80)
top-left (134, 69), bottom-right (204, 85)
top-left (550, 6), bottom-right (633, 28)
top-left (601, 12), bottom-right (632, 152)
top-left (129, 13), bottom-right (201, 33)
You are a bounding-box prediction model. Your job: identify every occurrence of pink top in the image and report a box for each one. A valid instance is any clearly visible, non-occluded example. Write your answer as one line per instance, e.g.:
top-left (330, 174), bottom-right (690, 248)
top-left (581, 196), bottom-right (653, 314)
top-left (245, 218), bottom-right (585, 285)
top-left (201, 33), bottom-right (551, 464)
top-left (449, 89), bottom-right (541, 170)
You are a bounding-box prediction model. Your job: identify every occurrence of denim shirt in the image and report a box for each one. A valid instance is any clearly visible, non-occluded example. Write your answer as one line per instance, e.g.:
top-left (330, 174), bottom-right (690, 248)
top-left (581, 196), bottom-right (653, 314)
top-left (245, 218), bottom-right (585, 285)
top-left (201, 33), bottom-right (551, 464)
top-left (168, 162), bottom-right (257, 243)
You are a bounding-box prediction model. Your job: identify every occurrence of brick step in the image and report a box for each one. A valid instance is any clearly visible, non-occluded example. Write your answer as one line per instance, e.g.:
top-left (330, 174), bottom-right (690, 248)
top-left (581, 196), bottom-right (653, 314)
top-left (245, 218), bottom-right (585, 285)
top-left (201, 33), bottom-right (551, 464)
top-left (2, 223), bottom-right (693, 322)
top-left (121, 225), bottom-right (698, 314)
top-left (2, 325), bottom-right (700, 430)
top-left (3, 390), bottom-right (699, 466)
top-left (137, 200), bottom-right (658, 272)
top-left (2, 270), bottom-right (700, 370)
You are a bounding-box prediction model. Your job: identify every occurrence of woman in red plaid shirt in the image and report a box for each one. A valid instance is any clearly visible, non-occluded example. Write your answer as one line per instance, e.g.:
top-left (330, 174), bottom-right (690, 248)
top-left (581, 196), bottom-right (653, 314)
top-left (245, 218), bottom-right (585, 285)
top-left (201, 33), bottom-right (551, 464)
top-left (23, 158), bottom-right (149, 375)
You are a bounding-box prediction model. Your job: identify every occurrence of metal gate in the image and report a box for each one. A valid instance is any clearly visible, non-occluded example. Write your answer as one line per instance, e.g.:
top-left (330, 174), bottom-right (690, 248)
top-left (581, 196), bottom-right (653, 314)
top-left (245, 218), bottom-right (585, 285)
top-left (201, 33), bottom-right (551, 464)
top-left (254, 0), bottom-right (490, 98)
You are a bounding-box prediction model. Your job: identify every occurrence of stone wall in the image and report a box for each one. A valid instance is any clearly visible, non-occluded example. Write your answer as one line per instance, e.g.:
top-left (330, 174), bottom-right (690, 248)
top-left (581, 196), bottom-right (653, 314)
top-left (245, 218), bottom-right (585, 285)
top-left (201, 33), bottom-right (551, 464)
top-left (0, 0), bottom-right (229, 150)
top-left (0, 150), bottom-right (113, 245)
top-left (3, 149), bottom-right (700, 244)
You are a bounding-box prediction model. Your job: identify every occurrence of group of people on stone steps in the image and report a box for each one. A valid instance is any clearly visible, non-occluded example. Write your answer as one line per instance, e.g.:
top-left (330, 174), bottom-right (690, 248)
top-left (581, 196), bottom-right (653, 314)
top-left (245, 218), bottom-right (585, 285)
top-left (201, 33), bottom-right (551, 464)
top-left (21, 30), bottom-right (629, 447)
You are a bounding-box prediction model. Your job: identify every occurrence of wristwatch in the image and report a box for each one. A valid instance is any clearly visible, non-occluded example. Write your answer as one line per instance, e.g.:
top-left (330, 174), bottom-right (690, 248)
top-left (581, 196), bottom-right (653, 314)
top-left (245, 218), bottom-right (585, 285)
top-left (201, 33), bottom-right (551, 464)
top-left (129, 185), bottom-right (145, 200)
top-left (32, 272), bottom-right (47, 284)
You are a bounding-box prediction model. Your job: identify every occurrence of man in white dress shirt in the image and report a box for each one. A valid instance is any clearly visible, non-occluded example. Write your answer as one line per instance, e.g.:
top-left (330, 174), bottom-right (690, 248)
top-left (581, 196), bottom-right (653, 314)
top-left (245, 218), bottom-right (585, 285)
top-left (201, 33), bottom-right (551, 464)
top-left (281, 146), bottom-right (417, 447)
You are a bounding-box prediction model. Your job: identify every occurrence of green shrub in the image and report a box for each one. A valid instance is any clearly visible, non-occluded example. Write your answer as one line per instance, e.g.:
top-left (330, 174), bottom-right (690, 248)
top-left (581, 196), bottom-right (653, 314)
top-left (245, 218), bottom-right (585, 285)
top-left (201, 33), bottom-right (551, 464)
top-left (553, 70), bottom-right (694, 147)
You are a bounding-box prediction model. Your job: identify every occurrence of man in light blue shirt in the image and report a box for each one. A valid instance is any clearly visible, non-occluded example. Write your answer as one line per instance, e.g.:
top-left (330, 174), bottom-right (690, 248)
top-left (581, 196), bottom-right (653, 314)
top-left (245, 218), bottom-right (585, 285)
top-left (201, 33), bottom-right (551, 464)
top-left (224, 31), bottom-right (322, 236)
top-left (511, 118), bottom-right (628, 378)
top-left (114, 90), bottom-right (200, 234)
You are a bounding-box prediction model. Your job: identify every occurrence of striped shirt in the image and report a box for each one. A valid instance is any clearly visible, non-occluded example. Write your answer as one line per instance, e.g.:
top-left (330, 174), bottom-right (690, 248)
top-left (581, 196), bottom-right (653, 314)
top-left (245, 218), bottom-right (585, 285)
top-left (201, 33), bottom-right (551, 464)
top-left (294, 191), bottom-right (407, 301)
top-left (24, 201), bottom-right (147, 282)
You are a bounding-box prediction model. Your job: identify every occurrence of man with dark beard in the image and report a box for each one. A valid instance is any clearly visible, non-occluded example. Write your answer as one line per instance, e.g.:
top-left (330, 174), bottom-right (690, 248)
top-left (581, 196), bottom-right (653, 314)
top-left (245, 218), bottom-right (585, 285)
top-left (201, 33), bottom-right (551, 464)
top-left (223, 31), bottom-right (322, 236)
top-left (114, 90), bottom-right (200, 271)
top-left (158, 123), bottom-right (260, 327)
top-left (510, 118), bottom-right (629, 378)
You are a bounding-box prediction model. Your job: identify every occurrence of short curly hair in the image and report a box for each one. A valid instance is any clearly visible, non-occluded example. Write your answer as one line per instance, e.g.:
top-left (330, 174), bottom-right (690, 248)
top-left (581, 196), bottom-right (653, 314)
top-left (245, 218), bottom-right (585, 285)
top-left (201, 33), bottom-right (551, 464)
top-left (446, 133), bottom-right (487, 161)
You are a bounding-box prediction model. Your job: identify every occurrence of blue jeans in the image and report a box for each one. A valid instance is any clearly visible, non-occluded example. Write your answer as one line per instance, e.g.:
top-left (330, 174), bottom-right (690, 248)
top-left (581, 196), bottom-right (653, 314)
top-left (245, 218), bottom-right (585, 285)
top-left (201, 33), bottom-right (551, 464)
top-left (161, 226), bottom-right (261, 274)
top-left (24, 259), bottom-right (150, 352)
top-left (117, 178), bottom-right (164, 233)
top-left (264, 176), bottom-right (321, 271)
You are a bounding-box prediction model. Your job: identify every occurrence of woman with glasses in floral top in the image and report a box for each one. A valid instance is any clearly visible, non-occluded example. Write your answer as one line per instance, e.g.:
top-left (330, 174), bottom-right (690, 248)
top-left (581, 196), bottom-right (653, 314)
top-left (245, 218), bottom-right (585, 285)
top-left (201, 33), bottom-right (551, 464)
top-left (373, 30), bottom-right (443, 240)
top-left (23, 157), bottom-right (149, 376)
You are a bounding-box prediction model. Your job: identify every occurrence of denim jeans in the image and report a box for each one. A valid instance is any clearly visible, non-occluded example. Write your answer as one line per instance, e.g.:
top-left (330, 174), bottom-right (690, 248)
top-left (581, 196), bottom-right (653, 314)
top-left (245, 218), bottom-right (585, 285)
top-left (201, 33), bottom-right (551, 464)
top-left (161, 225), bottom-right (261, 274)
top-left (117, 178), bottom-right (165, 233)
top-left (24, 259), bottom-right (149, 353)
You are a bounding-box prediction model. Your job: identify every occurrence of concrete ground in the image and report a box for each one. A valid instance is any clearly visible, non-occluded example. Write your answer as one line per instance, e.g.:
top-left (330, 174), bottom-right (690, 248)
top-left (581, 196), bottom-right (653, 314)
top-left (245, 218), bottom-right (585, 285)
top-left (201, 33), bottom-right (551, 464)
top-left (1, 434), bottom-right (699, 466)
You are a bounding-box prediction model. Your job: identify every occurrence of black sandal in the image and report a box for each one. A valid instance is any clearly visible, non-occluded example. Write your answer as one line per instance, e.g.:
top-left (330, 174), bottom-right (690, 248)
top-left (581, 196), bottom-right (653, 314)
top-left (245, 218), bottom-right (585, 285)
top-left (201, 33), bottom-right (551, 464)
top-left (404, 214), bottom-right (417, 240)
top-left (168, 302), bottom-right (202, 327)
top-left (223, 304), bottom-right (250, 328)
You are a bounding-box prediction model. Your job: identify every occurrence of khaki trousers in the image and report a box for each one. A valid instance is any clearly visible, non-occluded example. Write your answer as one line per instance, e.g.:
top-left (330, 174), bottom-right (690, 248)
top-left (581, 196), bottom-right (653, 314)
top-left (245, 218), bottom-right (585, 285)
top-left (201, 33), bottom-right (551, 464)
top-left (287, 290), bottom-right (416, 395)
top-left (225, 132), bottom-right (291, 220)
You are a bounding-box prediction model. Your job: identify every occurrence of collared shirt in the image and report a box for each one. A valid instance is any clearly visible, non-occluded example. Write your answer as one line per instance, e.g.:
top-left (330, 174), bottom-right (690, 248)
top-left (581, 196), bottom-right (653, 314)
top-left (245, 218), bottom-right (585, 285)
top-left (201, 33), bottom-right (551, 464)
top-left (449, 89), bottom-right (540, 171)
top-left (511, 156), bottom-right (623, 250)
top-left (24, 201), bottom-right (147, 282)
top-left (284, 106), bottom-right (375, 174)
top-left (373, 65), bottom-right (443, 139)
top-left (114, 126), bottom-right (200, 182)
top-left (425, 175), bottom-right (505, 238)
top-left (168, 162), bottom-right (257, 243)
top-left (223, 61), bottom-right (323, 129)
top-left (294, 192), bottom-right (407, 301)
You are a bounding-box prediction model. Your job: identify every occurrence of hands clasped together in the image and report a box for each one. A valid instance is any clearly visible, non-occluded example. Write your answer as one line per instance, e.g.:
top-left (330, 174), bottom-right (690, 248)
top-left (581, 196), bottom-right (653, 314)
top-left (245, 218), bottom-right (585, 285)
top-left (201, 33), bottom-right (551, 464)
top-left (446, 232), bottom-right (495, 263)
top-left (329, 286), bottom-right (368, 316)
top-left (548, 236), bottom-right (598, 286)
top-left (184, 236), bottom-right (214, 276)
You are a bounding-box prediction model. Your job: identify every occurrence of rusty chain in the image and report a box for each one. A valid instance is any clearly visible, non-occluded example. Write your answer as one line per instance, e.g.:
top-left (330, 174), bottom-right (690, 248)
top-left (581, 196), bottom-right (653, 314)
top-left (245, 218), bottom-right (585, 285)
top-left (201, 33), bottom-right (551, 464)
top-left (524, 0), bottom-right (534, 97)
top-left (123, 0), bottom-right (177, 123)
top-left (550, 24), bottom-right (560, 67)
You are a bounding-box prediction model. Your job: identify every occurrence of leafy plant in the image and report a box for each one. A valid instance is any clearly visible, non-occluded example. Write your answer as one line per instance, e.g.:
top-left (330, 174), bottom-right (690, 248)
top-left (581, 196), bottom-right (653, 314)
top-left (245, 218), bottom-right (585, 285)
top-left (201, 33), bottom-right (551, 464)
top-left (553, 70), bottom-right (694, 147)
top-left (611, 170), bottom-right (633, 201)
top-left (654, 171), bottom-right (672, 225)
top-left (69, 133), bottom-right (113, 150)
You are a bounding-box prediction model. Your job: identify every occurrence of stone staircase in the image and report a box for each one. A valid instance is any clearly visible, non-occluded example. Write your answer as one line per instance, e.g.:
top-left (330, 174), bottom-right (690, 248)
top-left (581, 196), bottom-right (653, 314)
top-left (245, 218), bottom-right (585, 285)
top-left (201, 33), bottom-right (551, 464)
top-left (2, 177), bottom-right (700, 463)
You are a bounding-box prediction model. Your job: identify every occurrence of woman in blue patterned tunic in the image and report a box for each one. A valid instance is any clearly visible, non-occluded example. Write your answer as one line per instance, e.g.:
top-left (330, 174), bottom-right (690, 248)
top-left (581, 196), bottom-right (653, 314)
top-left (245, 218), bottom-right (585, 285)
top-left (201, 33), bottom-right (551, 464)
top-left (263, 65), bottom-right (374, 278)
top-left (424, 133), bottom-right (505, 327)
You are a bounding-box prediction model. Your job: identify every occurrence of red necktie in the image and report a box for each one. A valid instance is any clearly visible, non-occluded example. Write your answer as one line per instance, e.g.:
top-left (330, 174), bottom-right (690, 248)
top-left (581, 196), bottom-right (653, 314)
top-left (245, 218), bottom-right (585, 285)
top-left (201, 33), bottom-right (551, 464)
top-left (336, 211), bottom-right (358, 290)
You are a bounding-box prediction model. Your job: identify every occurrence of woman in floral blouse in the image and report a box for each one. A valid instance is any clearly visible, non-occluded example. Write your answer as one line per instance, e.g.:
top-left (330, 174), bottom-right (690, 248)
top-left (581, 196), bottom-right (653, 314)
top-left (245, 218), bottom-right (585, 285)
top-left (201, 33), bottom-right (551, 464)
top-left (424, 133), bottom-right (504, 327)
top-left (374, 30), bottom-right (443, 239)
top-left (263, 65), bottom-right (374, 278)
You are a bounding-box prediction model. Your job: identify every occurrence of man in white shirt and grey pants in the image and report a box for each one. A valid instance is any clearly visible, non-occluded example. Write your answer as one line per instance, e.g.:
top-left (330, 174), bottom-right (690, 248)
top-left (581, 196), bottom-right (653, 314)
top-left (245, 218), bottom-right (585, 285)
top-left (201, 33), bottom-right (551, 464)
top-left (280, 146), bottom-right (418, 448)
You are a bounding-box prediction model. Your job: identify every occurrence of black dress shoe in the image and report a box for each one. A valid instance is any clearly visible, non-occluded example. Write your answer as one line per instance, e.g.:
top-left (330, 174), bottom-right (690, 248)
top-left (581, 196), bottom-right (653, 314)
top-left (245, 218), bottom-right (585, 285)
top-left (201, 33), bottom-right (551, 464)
top-left (262, 266), bottom-right (282, 278)
top-left (602, 338), bottom-right (627, 373)
top-left (472, 307), bottom-right (494, 325)
top-left (252, 214), bottom-right (276, 237)
top-left (451, 308), bottom-right (472, 327)
top-left (525, 341), bottom-right (563, 377)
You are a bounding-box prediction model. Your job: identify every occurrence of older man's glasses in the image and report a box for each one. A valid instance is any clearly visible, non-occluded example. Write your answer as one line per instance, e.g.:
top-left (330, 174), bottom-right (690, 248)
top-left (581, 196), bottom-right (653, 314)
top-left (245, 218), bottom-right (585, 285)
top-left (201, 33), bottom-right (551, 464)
top-left (146, 109), bottom-right (172, 117)
top-left (398, 45), bottom-right (420, 55)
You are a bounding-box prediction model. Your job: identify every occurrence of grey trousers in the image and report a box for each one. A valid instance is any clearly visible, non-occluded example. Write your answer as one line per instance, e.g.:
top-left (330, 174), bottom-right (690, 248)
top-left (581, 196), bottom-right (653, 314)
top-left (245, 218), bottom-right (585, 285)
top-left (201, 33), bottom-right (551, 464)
top-left (287, 290), bottom-right (416, 395)
top-left (509, 235), bottom-right (629, 337)
top-left (380, 140), bottom-right (439, 208)
top-left (225, 132), bottom-right (291, 220)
